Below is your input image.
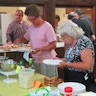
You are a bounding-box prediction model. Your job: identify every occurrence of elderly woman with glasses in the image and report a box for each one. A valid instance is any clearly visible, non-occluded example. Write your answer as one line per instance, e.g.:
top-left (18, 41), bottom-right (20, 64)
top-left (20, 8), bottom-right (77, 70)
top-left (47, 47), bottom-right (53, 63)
top-left (57, 20), bottom-right (95, 91)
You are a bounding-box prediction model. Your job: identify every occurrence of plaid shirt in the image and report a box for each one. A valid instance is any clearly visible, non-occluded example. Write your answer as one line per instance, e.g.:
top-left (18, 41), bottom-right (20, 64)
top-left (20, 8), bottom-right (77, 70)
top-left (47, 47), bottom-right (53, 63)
top-left (6, 20), bottom-right (29, 43)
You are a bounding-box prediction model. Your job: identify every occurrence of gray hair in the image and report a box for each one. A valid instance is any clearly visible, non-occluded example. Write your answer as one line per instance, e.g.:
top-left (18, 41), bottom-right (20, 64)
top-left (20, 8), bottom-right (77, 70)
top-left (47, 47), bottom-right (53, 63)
top-left (57, 20), bottom-right (85, 39)
top-left (74, 9), bottom-right (84, 16)
top-left (25, 4), bottom-right (42, 17)
top-left (67, 12), bottom-right (78, 20)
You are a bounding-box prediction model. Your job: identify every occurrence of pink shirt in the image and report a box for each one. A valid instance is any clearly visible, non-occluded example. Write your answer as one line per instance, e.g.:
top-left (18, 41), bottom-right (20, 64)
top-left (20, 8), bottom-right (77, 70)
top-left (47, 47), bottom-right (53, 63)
top-left (24, 21), bottom-right (57, 63)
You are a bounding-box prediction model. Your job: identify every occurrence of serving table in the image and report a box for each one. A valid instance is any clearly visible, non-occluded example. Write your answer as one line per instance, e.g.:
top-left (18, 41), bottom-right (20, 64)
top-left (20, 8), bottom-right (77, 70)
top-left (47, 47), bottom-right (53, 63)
top-left (0, 42), bottom-right (65, 62)
top-left (0, 70), bottom-right (17, 87)
top-left (0, 72), bottom-right (47, 96)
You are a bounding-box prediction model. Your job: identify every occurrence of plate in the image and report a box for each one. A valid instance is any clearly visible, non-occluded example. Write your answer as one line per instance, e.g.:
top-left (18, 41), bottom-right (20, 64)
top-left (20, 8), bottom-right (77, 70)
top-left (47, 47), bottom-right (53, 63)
top-left (43, 59), bottom-right (63, 65)
top-left (78, 92), bottom-right (96, 96)
top-left (58, 82), bottom-right (86, 95)
top-left (17, 47), bottom-right (32, 52)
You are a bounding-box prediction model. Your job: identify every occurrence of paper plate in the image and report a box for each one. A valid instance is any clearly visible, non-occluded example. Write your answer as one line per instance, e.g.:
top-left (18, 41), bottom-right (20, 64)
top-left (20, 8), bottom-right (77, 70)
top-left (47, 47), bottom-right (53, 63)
top-left (58, 82), bottom-right (86, 95)
top-left (78, 92), bottom-right (96, 96)
top-left (43, 59), bottom-right (63, 66)
top-left (17, 47), bottom-right (31, 52)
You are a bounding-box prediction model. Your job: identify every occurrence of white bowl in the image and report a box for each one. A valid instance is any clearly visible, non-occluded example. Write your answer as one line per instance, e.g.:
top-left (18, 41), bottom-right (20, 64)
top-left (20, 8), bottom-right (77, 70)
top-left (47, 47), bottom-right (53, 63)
top-left (58, 82), bottom-right (86, 95)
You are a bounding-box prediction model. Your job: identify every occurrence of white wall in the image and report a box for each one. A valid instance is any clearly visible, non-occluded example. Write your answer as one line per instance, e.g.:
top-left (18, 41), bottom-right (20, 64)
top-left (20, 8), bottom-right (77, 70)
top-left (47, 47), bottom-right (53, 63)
top-left (0, 7), bottom-right (29, 23)
top-left (0, 7), bottom-right (18, 14)
top-left (0, 14), bottom-right (15, 44)
top-left (55, 8), bottom-right (68, 25)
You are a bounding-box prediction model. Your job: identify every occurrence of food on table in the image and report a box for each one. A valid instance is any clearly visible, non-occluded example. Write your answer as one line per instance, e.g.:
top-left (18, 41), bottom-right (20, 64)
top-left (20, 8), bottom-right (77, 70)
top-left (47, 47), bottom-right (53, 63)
top-left (0, 44), bottom-right (31, 51)
top-left (44, 77), bottom-right (63, 86)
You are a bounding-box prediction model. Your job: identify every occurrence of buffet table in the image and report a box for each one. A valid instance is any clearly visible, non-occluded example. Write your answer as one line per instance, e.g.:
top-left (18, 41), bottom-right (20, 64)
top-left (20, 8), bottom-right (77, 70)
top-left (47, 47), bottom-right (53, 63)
top-left (1, 72), bottom-right (95, 96)
top-left (0, 72), bottom-right (49, 96)
top-left (0, 42), bottom-right (65, 68)
top-left (0, 42), bottom-right (95, 96)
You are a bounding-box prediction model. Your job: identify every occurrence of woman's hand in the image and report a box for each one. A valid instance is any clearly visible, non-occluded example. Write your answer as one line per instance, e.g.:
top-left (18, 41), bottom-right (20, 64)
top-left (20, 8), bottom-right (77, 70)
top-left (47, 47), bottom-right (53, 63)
top-left (31, 48), bottom-right (42, 54)
top-left (57, 61), bottom-right (67, 69)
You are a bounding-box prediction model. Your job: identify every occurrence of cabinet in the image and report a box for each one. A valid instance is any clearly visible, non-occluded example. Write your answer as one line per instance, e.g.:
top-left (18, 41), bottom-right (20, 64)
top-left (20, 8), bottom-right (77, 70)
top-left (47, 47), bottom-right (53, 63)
top-left (0, 14), bottom-right (15, 44)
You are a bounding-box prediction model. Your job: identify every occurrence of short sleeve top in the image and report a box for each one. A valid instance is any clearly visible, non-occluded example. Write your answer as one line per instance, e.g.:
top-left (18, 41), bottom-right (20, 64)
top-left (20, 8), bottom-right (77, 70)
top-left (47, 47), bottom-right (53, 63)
top-left (64, 36), bottom-right (95, 72)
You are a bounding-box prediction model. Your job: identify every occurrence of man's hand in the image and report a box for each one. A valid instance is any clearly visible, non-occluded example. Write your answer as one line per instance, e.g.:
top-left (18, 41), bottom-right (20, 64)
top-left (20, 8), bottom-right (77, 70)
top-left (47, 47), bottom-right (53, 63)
top-left (14, 38), bottom-right (21, 44)
top-left (7, 41), bottom-right (12, 45)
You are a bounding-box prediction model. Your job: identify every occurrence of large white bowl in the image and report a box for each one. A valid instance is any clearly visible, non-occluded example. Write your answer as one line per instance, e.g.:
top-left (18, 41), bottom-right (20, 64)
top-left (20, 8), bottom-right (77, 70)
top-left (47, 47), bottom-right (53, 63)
top-left (58, 82), bottom-right (86, 95)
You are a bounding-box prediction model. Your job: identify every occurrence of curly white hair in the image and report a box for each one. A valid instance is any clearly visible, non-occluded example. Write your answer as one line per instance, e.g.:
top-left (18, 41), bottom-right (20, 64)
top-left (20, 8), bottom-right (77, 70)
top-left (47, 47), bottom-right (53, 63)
top-left (57, 20), bottom-right (85, 39)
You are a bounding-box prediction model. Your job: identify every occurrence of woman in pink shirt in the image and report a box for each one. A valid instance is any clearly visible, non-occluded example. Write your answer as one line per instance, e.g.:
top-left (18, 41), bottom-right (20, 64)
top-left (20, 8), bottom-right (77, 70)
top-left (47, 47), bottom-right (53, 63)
top-left (14, 4), bottom-right (57, 75)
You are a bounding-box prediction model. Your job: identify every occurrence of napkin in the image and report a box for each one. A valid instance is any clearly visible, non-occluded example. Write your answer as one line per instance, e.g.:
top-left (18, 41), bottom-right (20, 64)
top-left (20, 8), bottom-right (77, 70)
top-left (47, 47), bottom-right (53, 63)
top-left (23, 52), bottom-right (30, 62)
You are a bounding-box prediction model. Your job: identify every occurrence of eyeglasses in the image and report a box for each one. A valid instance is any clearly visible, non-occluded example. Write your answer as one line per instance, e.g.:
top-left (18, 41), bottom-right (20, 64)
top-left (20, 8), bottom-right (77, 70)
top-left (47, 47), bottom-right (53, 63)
top-left (15, 14), bottom-right (22, 17)
top-left (27, 17), bottom-right (36, 21)
top-left (61, 35), bottom-right (67, 40)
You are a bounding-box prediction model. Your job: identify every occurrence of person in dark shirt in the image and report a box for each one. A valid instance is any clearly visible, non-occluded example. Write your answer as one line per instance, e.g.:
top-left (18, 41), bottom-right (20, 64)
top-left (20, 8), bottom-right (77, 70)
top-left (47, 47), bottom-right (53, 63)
top-left (74, 9), bottom-right (96, 41)
top-left (67, 12), bottom-right (93, 41)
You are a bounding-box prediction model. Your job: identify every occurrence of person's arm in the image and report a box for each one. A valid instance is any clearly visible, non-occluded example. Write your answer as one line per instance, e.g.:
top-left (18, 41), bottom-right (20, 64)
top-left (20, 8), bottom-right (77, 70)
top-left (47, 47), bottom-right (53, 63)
top-left (92, 35), bottom-right (96, 41)
top-left (39, 41), bottom-right (56, 51)
top-left (32, 41), bottom-right (56, 54)
top-left (6, 24), bottom-right (13, 44)
top-left (58, 48), bottom-right (93, 71)
top-left (14, 36), bottom-right (28, 44)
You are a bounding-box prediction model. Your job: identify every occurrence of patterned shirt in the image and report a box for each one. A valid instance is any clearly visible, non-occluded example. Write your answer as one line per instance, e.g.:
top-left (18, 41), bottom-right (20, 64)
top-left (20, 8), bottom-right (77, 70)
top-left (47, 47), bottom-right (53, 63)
top-left (64, 36), bottom-right (95, 72)
top-left (6, 20), bottom-right (29, 43)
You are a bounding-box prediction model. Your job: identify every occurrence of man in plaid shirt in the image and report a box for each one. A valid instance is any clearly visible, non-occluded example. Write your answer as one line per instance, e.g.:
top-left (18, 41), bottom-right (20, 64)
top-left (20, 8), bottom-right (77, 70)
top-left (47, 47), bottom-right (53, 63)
top-left (6, 10), bottom-right (30, 44)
